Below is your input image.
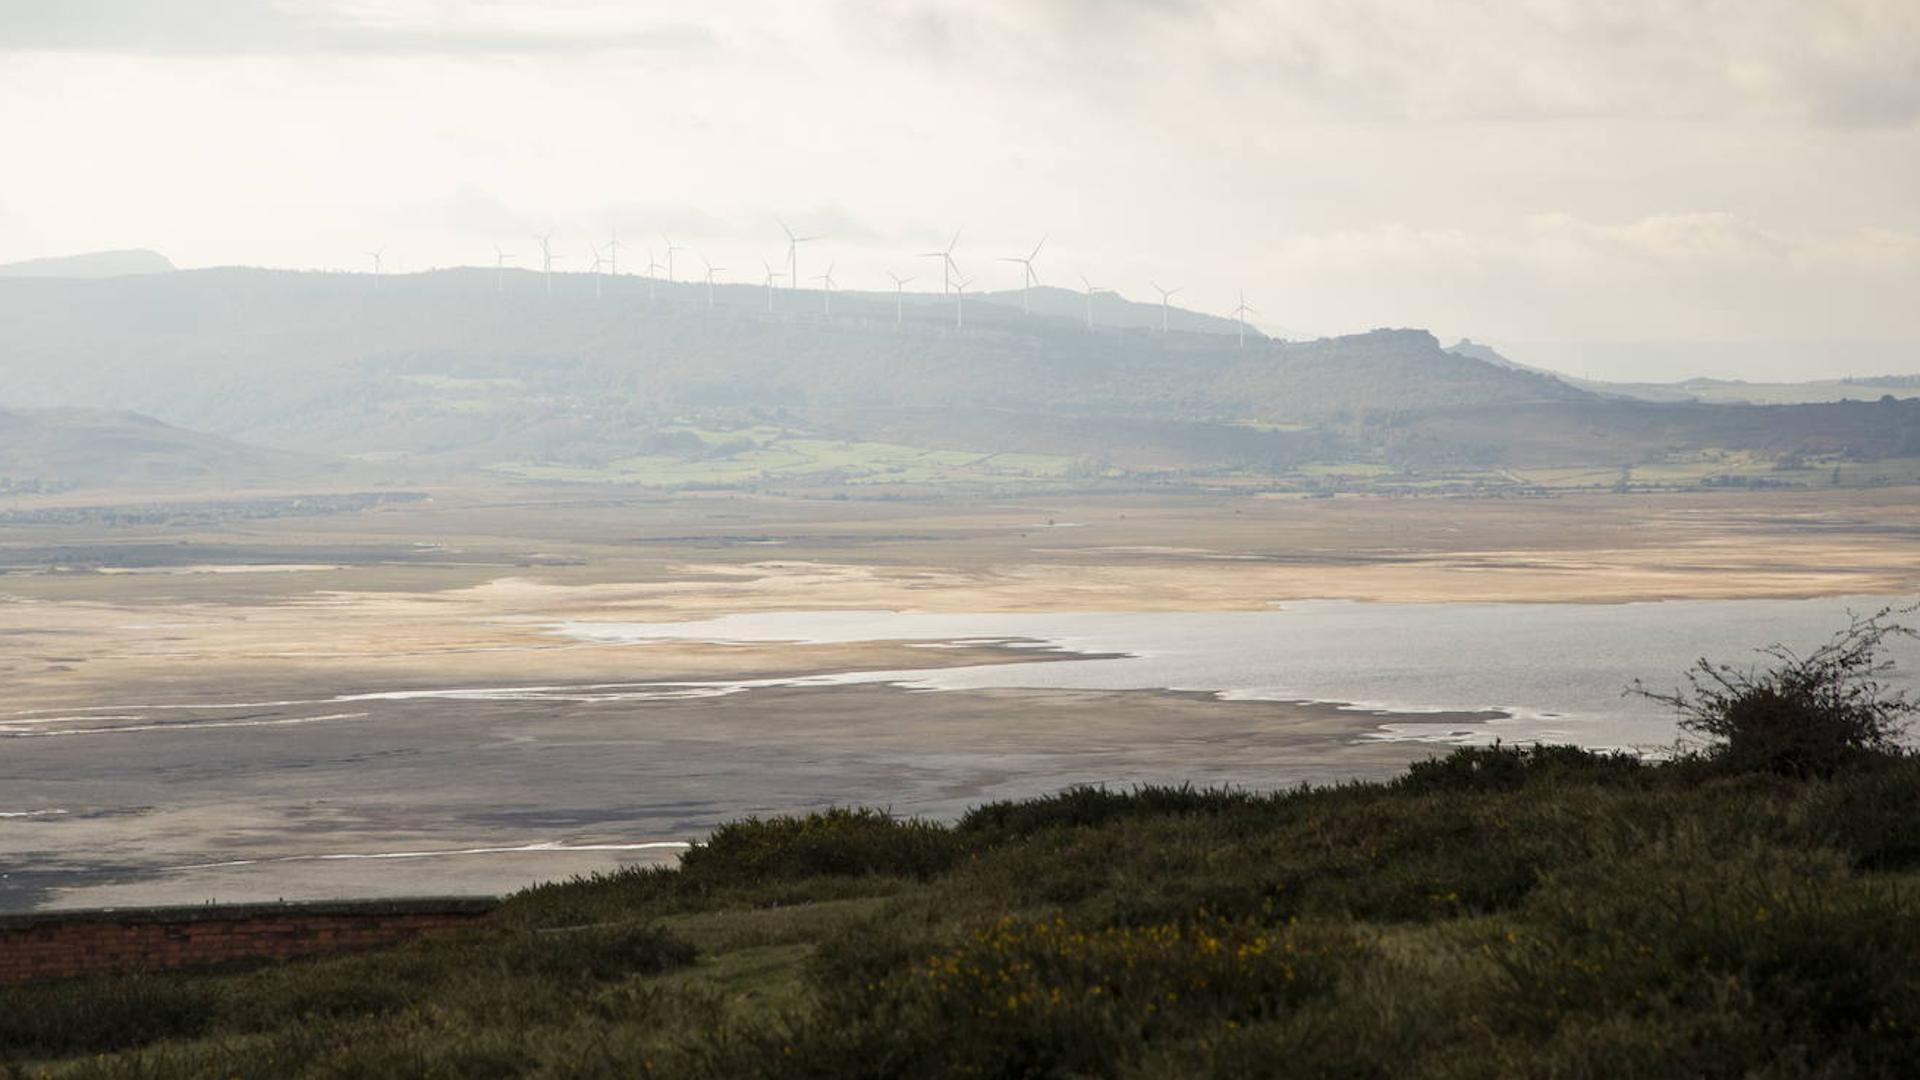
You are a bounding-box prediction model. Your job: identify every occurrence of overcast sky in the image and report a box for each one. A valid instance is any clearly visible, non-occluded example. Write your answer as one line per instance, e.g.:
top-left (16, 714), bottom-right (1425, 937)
top-left (2, 0), bottom-right (1916, 379)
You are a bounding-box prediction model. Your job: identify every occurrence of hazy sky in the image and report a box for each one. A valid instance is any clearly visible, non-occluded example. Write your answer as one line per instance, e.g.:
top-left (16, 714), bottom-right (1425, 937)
top-left (2, 1), bottom-right (1916, 378)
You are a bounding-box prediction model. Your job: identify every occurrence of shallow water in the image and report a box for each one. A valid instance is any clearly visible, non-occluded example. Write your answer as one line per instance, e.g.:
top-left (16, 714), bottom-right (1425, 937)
top-left (557, 597), bottom-right (1920, 751)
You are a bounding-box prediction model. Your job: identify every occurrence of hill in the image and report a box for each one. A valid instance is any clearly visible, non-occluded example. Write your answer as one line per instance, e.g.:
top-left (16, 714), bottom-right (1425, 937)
top-left (9, 743), bottom-right (1920, 1075)
top-left (0, 249), bottom-right (175, 279)
top-left (1, 268), bottom-right (1916, 488)
top-left (1449, 339), bottom-right (1920, 406)
top-left (0, 268), bottom-right (1583, 467)
top-left (0, 407), bottom-right (341, 494)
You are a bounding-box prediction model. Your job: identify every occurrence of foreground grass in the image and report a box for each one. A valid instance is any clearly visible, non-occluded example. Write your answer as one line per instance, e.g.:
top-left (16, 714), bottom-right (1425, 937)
top-left (8, 745), bottom-right (1920, 1078)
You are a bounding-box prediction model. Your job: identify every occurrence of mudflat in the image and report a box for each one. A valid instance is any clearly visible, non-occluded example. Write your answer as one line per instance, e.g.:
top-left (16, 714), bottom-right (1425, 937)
top-left (4, 484), bottom-right (1918, 909)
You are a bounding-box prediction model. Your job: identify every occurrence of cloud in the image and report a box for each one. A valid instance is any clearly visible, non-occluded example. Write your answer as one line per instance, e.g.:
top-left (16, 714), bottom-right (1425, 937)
top-left (844, 0), bottom-right (1920, 128)
top-left (0, 0), bottom-right (716, 56)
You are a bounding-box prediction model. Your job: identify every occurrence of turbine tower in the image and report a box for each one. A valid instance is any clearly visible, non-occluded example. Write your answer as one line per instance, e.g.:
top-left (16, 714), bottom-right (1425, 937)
top-left (1230, 291), bottom-right (1258, 347)
top-left (366, 249), bottom-right (384, 278)
top-left (1079, 275), bottom-right (1110, 330)
top-left (534, 233), bottom-right (562, 296)
top-left (588, 244), bottom-right (606, 298)
top-left (886, 271), bottom-right (914, 325)
top-left (606, 227), bottom-right (621, 277)
top-left (659, 235), bottom-right (682, 284)
top-left (918, 229), bottom-right (962, 293)
top-left (777, 217), bottom-right (822, 297)
top-left (493, 246), bottom-right (513, 293)
top-left (761, 258), bottom-right (780, 313)
top-left (998, 236), bottom-right (1045, 313)
top-left (643, 248), bottom-right (662, 302)
top-left (701, 255), bottom-right (725, 309)
top-left (1150, 282), bottom-right (1182, 333)
top-left (953, 275), bottom-right (971, 329)
top-left (812, 261), bottom-right (837, 315)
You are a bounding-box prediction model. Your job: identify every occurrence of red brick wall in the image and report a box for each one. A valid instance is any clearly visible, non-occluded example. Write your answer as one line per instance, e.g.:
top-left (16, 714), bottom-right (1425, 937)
top-left (0, 899), bottom-right (497, 985)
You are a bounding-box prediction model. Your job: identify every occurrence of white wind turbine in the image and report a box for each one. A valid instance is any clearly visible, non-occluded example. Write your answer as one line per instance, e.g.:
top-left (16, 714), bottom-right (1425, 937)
top-left (760, 258), bottom-right (780, 313)
top-left (1151, 282), bottom-right (1182, 333)
top-left (366, 249), bottom-right (384, 279)
top-left (659, 235), bottom-right (683, 284)
top-left (918, 229), bottom-right (962, 293)
top-left (886, 270), bottom-right (914, 325)
top-left (643, 248), bottom-right (662, 301)
top-left (589, 244), bottom-right (612, 298)
top-left (701, 255), bottom-right (725, 309)
top-left (953, 274), bottom-right (972, 329)
top-left (493, 246), bottom-right (514, 293)
top-left (535, 234), bottom-right (563, 296)
top-left (778, 217), bottom-right (822, 298)
top-left (812, 261), bottom-right (838, 315)
top-left (1079, 275), bottom-right (1111, 330)
top-left (998, 236), bottom-right (1045, 313)
top-left (1230, 291), bottom-right (1258, 347)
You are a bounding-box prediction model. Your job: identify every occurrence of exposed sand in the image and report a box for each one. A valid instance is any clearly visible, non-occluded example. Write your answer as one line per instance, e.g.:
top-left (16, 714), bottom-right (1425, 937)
top-left (5, 486), bottom-right (1919, 909)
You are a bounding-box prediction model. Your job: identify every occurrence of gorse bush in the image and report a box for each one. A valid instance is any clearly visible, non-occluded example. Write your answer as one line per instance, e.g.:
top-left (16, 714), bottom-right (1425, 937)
top-left (957, 783), bottom-right (1267, 842)
top-left (15, 613), bottom-right (1920, 1078)
top-left (677, 806), bottom-right (962, 884)
top-left (1633, 604), bottom-right (1918, 777)
top-left (1396, 743), bottom-right (1647, 795)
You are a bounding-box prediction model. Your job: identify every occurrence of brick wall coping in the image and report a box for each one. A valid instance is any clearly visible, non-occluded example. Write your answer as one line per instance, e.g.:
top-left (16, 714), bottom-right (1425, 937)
top-left (0, 896), bottom-right (500, 932)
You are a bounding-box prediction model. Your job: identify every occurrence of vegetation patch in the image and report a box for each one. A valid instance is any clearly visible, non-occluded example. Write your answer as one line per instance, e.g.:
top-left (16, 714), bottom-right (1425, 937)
top-left (7, 615), bottom-right (1920, 1077)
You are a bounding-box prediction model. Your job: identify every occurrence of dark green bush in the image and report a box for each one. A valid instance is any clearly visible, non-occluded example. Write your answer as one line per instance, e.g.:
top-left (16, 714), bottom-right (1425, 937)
top-left (0, 975), bottom-right (216, 1058)
top-left (957, 783), bottom-right (1268, 843)
top-left (1397, 743), bottom-right (1646, 795)
top-left (1633, 604), bottom-right (1917, 777)
top-left (1803, 756), bottom-right (1920, 869)
top-left (503, 923), bottom-right (697, 981)
top-left (678, 806), bottom-right (961, 884)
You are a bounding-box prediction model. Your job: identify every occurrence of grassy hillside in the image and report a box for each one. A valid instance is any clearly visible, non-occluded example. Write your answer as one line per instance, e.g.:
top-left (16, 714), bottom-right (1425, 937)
top-left (7, 269), bottom-right (1919, 487)
top-left (7, 618), bottom-right (1919, 1078)
top-left (0, 408), bottom-right (344, 494)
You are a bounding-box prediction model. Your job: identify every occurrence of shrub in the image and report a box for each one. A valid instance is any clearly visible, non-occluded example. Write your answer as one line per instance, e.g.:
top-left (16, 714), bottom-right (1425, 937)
top-left (1633, 605), bottom-right (1918, 777)
top-left (957, 783), bottom-right (1267, 843)
top-left (1396, 743), bottom-right (1646, 795)
top-left (747, 914), bottom-right (1366, 1078)
top-left (504, 923), bottom-right (697, 981)
top-left (677, 806), bottom-right (961, 884)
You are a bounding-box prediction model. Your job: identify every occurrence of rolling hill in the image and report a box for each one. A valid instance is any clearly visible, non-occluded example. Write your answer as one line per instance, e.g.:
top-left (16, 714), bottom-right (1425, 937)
top-left (1, 268), bottom-right (1915, 487)
top-left (0, 408), bottom-right (341, 493)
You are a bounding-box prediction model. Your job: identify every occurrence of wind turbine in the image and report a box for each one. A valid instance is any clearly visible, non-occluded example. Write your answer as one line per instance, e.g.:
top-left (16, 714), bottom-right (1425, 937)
top-left (886, 271), bottom-right (914, 325)
top-left (535, 234), bottom-right (562, 296)
top-left (701, 255), bottom-right (725, 309)
top-left (659, 235), bottom-right (683, 284)
top-left (643, 247), bottom-right (662, 301)
top-left (588, 244), bottom-right (606, 298)
top-left (812, 261), bottom-right (837, 315)
top-left (493, 246), bottom-right (514, 293)
top-left (366, 249), bottom-right (384, 278)
top-left (1079, 275), bottom-right (1110, 330)
top-left (777, 217), bottom-right (822, 297)
top-left (953, 275), bottom-right (971, 329)
top-left (918, 228), bottom-right (962, 293)
top-left (998, 236), bottom-right (1045, 313)
top-left (1230, 291), bottom-right (1257, 347)
top-left (1150, 282), bottom-right (1182, 333)
top-left (606, 227), bottom-right (621, 277)
top-left (760, 259), bottom-right (780, 313)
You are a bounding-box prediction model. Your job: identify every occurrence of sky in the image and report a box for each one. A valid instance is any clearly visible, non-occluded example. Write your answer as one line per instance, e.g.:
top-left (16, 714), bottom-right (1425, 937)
top-left (1, 0), bottom-right (1916, 380)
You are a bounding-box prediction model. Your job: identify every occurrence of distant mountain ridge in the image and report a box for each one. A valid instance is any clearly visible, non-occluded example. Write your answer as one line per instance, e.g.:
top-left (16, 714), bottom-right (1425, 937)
top-left (0, 249), bottom-right (176, 279)
top-left (1, 268), bottom-right (1913, 480)
top-left (0, 407), bottom-right (328, 491)
top-left (1447, 338), bottom-right (1920, 406)
top-left (0, 268), bottom-right (1583, 463)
